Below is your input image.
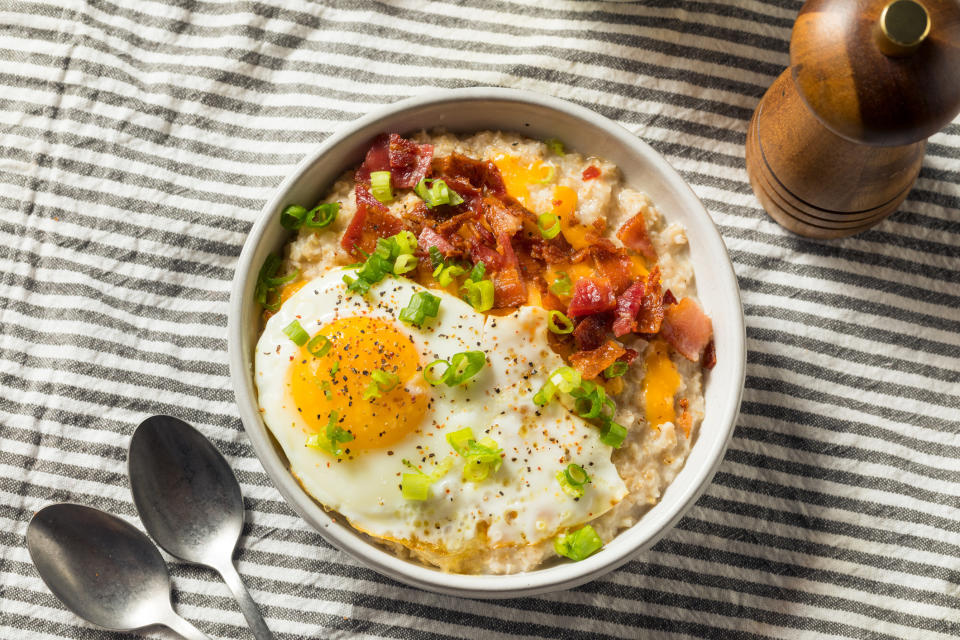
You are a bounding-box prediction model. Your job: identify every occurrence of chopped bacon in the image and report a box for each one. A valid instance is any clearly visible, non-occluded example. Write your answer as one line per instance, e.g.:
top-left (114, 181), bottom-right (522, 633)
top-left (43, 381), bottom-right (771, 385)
top-left (573, 313), bottom-right (613, 351)
top-left (491, 232), bottom-right (527, 307)
top-left (663, 289), bottom-right (677, 306)
top-left (635, 266), bottom-right (664, 334)
top-left (616, 212), bottom-right (657, 262)
top-left (568, 277), bottom-right (616, 317)
top-left (469, 239), bottom-right (504, 271)
top-left (612, 281), bottom-right (644, 337)
top-left (591, 246), bottom-right (635, 296)
top-left (619, 348), bottom-right (639, 365)
top-left (418, 227), bottom-right (455, 257)
top-left (660, 297), bottom-right (714, 362)
top-left (388, 135), bottom-right (433, 188)
top-left (702, 340), bottom-right (717, 370)
top-left (341, 184), bottom-right (402, 257)
top-left (482, 196), bottom-right (522, 237)
top-left (433, 153), bottom-right (506, 195)
top-left (569, 340), bottom-right (626, 380)
top-left (356, 133), bottom-right (433, 188)
top-left (582, 166), bottom-right (601, 181)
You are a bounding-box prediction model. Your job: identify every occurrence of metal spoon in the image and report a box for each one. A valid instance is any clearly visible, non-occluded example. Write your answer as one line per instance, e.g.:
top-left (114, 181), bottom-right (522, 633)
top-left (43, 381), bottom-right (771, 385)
top-left (26, 503), bottom-right (209, 640)
top-left (128, 415), bottom-right (272, 640)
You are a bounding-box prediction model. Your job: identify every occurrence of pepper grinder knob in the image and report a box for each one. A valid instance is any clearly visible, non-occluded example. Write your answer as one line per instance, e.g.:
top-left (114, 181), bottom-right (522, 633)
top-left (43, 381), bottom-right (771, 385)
top-left (745, 0), bottom-right (960, 238)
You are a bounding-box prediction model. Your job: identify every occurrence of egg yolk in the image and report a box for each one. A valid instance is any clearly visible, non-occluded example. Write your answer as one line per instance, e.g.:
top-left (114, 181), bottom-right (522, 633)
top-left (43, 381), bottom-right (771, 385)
top-left (288, 316), bottom-right (429, 451)
top-left (493, 154), bottom-right (552, 206)
top-left (643, 340), bottom-right (681, 429)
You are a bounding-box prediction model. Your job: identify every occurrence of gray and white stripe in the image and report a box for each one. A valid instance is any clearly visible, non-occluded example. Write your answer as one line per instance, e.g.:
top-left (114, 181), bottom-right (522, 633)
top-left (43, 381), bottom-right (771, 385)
top-left (1, 0), bottom-right (958, 637)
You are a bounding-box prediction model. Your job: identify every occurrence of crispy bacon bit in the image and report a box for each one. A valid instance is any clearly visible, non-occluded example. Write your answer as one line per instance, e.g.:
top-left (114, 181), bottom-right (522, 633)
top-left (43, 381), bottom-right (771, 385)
top-left (573, 313), bottom-right (613, 351)
top-left (341, 184), bottom-right (402, 257)
top-left (612, 281), bottom-right (644, 337)
top-left (616, 212), bottom-right (657, 262)
top-left (388, 135), bottom-right (434, 188)
top-left (418, 227), bottom-right (455, 257)
top-left (482, 196), bottom-right (522, 237)
top-left (660, 297), bottom-right (714, 362)
top-left (619, 348), bottom-right (639, 365)
top-left (591, 246), bottom-right (635, 296)
top-left (569, 340), bottom-right (626, 380)
top-left (491, 232), bottom-right (527, 307)
top-left (356, 133), bottom-right (433, 188)
top-left (635, 266), bottom-right (664, 334)
top-left (702, 340), bottom-right (717, 370)
top-left (567, 277), bottom-right (616, 317)
top-left (582, 166), bottom-right (601, 181)
top-left (663, 289), bottom-right (677, 306)
top-left (434, 153), bottom-right (506, 195)
top-left (469, 239), bottom-right (503, 270)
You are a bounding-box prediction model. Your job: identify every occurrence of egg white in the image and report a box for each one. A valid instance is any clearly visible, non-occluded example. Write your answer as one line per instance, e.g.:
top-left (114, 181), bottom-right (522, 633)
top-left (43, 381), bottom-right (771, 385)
top-left (255, 270), bottom-right (627, 554)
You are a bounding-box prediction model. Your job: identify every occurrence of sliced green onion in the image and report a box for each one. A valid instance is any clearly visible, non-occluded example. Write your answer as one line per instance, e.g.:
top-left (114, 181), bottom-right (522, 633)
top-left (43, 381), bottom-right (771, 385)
top-left (415, 178), bottom-right (465, 208)
top-left (538, 164), bottom-right (556, 184)
top-left (306, 410), bottom-right (354, 456)
top-left (534, 366), bottom-right (582, 406)
top-left (342, 273), bottom-right (372, 294)
top-left (603, 361), bottom-right (629, 378)
top-left (256, 254), bottom-right (299, 311)
top-left (330, 361), bottom-right (340, 375)
top-left (400, 457), bottom-right (454, 500)
top-left (554, 525), bottom-right (603, 561)
top-left (599, 420), bottom-right (628, 448)
top-left (556, 463), bottom-right (591, 498)
top-left (538, 212), bottom-right (561, 239)
top-left (369, 171), bottom-right (393, 203)
top-left (423, 351), bottom-right (486, 387)
top-left (462, 279), bottom-right (495, 312)
top-left (306, 334), bottom-right (331, 357)
top-left (280, 204), bottom-right (308, 230)
top-left (544, 138), bottom-right (565, 156)
top-left (469, 261), bottom-right (486, 282)
top-left (283, 320), bottom-right (310, 346)
top-left (393, 253), bottom-right (418, 275)
top-left (428, 246), bottom-right (445, 268)
top-left (548, 271), bottom-right (572, 297)
top-left (399, 291), bottom-right (441, 327)
top-left (548, 310), bottom-right (574, 334)
top-left (446, 427), bottom-right (475, 455)
top-left (303, 202), bottom-right (339, 229)
top-left (363, 369), bottom-right (400, 400)
top-left (571, 381), bottom-right (615, 420)
top-left (435, 264), bottom-right (466, 288)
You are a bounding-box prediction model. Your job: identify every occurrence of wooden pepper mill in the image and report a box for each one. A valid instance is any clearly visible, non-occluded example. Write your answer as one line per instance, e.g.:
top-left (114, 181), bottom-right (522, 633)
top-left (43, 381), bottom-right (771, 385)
top-left (745, 0), bottom-right (960, 238)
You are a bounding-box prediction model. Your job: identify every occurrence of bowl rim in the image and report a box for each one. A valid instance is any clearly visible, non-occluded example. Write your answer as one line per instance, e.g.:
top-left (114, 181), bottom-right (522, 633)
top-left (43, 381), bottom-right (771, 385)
top-left (228, 86), bottom-right (745, 598)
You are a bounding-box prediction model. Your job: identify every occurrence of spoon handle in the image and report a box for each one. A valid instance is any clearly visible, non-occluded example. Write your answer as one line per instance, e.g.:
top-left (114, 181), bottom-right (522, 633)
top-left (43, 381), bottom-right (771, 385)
top-left (162, 610), bottom-right (211, 640)
top-left (218, 561), bottom-right (273, 640)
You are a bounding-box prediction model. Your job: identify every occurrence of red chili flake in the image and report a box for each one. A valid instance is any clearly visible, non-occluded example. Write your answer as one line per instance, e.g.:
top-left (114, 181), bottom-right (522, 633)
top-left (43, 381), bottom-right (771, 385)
top-left (582, 166), bottom-right (601, 180)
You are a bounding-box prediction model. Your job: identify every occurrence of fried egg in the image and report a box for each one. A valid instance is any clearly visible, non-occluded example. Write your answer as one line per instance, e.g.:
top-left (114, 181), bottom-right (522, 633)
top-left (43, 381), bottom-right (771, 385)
top-left (254, 270), bottom-right (627, 557)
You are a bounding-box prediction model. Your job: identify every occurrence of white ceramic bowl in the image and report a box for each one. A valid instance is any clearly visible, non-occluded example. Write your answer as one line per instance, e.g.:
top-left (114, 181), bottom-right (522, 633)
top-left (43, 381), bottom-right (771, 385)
top-left (229, 87), bottom-right (745, 599)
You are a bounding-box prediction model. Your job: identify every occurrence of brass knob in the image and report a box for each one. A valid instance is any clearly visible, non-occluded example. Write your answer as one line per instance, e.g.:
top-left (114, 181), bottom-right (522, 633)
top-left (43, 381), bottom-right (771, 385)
top-left (877, 0), bottom-right (931, 56)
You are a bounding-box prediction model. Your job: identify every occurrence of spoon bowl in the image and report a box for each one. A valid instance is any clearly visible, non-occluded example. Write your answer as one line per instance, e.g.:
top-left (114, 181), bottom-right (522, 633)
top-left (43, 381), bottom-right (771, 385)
top-left (129, 415), bottom-right (271, 640)
top-left (26, 503), bottom-right (208, 640)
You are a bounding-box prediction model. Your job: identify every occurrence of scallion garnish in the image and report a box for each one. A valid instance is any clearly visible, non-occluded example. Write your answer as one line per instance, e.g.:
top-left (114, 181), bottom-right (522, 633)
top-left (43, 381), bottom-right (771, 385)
top-left (556, 463), bottom-right (591, 498)
top-left (369, 171), bottom-right (393, 203)
top-left (424, 351), bottom-right (486, 387)
top-left (462, 278), bottom-right (494, 312)
top-left (399, 291), bottom-right (441, 327)
top-left (306, 410), bottom-right (354, 457)
top-left (342, 231), bottom-right (418, 295)
top-left (303, 202), bottom-right (339, 229)
top-left (255, 254), bottom-right (299, 311)
top-left (434, 263), bottom-right (466, 288)
top-left (538, 164), bottom-right (556, 184)
top-left (603, 361), bottom-right (629, 378)
top-left (306, 334), bottom-right (332, 357)
top-left (469, 261), bottom-right (486, 282)
top-left (363, 369), bottom-right (400, 401)
top-left (548, 271), bottom-right (572, 297)
top-left (544, 138), bottom-right (565, 156)
top-left (428, 246), bottom-right (445, 269)
top-left (538, 212), bottom-right (561, 239)
top-left (330, 361), bottom-right (340, 375)
top-left (534, 366), bottom-right (627, 448)
top-left (400, 457), bottom-right (454, 501)
top-left (280, 204), bottom-right (308, 230)
top-left (548, 310), bottom-right (574, 334)
top-left (283, 319), bottom-right (310, 346)
top-left (414, 178), bottom-right (465, 208)
top-left (446, 428), bottom-right (503, 483)
top-left (554, 525), bottom-right (603, 561)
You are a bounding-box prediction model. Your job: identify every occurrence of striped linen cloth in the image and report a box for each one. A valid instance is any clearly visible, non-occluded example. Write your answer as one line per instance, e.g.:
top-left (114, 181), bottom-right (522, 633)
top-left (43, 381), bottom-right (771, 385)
top-left (1, 0), bottom-right (958, 637)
